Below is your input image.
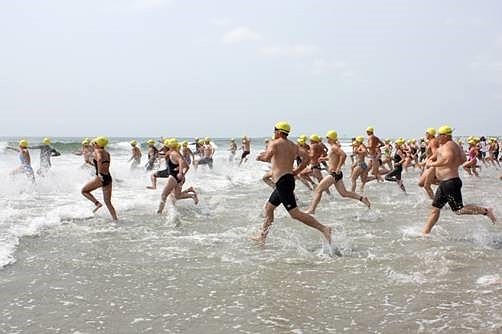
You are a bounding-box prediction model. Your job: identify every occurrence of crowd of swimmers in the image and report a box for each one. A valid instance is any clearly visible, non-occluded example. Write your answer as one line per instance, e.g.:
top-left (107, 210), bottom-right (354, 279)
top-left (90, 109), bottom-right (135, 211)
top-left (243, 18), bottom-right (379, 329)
top-left (5, 123), bottom-right (499, 246)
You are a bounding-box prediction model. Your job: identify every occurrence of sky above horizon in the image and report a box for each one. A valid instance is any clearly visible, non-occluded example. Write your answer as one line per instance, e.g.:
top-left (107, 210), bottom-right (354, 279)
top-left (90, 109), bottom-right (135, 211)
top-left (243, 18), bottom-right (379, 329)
top-left (1, 0), bottom-right (501, 139)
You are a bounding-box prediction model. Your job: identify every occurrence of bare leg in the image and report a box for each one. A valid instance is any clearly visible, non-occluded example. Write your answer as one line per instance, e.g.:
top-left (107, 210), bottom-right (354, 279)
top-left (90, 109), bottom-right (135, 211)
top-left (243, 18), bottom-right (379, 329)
top-left (335, 180), bottom-right (370, 208)
top-left (456, 205), bottom-right (496, 223)
top-left (351, 167), bottom-right (362, 192)
top-left (289, 208), bottom-right (332, 243)
top-left (102, 184), bottom-right (118, 220)
top-left (81, 177), bottom-right (103, 212)
top-left (147, 173), bottom-right (157, 189)
top-left (252, 202), bottom-right (276, 243)
top-left (422, 207), bottom-right (441, 235)
top-left (157, 177), bottom-right (178, 214)
top-left (306, 176), bottom-right (334, 214)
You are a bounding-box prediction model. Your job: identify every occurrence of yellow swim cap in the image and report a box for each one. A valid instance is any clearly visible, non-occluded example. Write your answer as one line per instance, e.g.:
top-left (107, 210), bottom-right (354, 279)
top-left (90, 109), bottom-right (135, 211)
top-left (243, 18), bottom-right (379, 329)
top-left (163, 138), bottom-right (170, 146)
top-left (274, 121), bottom-right (291, 135)
top-left (426, 128), bottom-right (436, 136)
top-left (356, 136), bottom-right (364, 143)
top-left (130, 140), bottom-right (137, 146)
top-left (438, 125), bottom-right (453, 135)
top-left (297, 138), bottom-right (305, 145)
top-left (19, 139), bottom-right (29, 148)
top-left (310, 134), bottom-right (321, 142)
top-left (42, 137), bottom-right (51, 145)
top-left (147, 139), bottom-right (155, 145)
top-left (395, 139), bottom-right (405, 145)
top-left (93, 136), bottom-right (109, 148)
top-left (366, 126), bottom-right (374, 133)
top-left (82, 139), bottom-right (90, 145)
top-left (326, 130), bottom-right (338, 140)
top-left (204, 137), bottom-right (211, 142)
top-left (182, 141), bottom-right (188, 147)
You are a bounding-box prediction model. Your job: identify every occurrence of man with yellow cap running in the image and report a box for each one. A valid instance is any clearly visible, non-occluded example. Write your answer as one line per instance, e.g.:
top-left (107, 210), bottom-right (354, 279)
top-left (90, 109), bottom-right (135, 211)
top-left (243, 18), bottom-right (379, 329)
top-left (306, 130), bottom-right (370, 214)
top-left (421, 125), bottom-right (496, 235)
top-left (366, 126), bottom-right (384, 182)
top-left (253, 121), bottom-right (332, 244)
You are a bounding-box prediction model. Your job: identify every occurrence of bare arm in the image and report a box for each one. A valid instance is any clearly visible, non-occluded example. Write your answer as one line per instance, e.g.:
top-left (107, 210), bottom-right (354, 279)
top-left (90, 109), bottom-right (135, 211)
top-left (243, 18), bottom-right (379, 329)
top-left (293, 147), bottom-right (309, 176)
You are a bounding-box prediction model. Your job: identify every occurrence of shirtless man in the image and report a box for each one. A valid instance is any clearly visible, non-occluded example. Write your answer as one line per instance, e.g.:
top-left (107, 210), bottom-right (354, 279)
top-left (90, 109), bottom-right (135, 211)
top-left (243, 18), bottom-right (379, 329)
top-left (306, 130), bottom-right (370, 214)
top-left (128, 140), bottom-right (142, 169)
top-left (351, 136), bottom-right (376, 192)
top-left (308, 134), bottom-right (327, 186)
top-left (418, 128), bottom-right (440, 199)
top-left (194, 138), bottom-right (214, 169)
top-left (421, 125), bottom-right (496, 235)
top-left (239, 136), bottom-right (251, 165)
top-left (252, 121), bottom-right (332, 244)
top-left (366, 127), bottom-right (384, 181)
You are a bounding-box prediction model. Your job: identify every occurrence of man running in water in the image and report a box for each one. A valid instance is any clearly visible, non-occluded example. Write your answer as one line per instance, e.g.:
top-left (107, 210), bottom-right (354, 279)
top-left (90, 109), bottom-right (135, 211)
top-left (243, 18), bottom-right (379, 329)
top-left (228, 138), bottom-right (237, 162)
top-left (418, 128), bottom-right (440, 199)
top-left (421, 125), bottom-right (496, 235)
top-left (306, 130), bottom-right (370, 214)
top-left (252, 121), bottom-right (332, 244)
top-left (194, 137), bottom-right (214, 169)
top-left (366, 127), bottom-right (384, 181)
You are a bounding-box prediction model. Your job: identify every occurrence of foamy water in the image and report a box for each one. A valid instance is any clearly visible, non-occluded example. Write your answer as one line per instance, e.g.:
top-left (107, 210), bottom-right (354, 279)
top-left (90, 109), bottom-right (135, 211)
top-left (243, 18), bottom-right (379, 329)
top-left (0, 137), bottom-right (501, 333)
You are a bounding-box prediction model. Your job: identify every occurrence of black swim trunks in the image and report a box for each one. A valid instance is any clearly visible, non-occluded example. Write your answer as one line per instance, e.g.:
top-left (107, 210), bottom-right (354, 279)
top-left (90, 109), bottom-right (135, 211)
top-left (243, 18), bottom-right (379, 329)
top-left (241, 151), bottom-right (250, 159)
top-left (268, 174), bottom-right (297, 211)
top-left (329, 171), bottom-right (343, 182)
top-left (311, 164), bottom-right (322, 170)
top-left (432, 177), bottom-right (463, 211)
top-left (99, 173), bottom-right (112, 187)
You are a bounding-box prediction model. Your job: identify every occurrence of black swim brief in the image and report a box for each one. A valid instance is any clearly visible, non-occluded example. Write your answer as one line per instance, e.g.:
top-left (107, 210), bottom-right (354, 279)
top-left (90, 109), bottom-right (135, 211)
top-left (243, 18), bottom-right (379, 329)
top-left (268, 173), bottom-right (297, 211)
top-left (241, 151), bottom-right (250, 159)
top-left (329, 171), bottom-right (343, 182)
top-left (432, 177), bottom-right (463, 211)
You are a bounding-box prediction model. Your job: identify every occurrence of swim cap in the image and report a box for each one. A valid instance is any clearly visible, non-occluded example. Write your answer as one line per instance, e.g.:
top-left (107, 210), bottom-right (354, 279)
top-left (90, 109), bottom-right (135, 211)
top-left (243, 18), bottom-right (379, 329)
top-left (297, 138), bottom-right (305, 145)
top-left (384, 138), bottom-right (391, 143)
top-left (366, 126), bottom-right (374, 133)
top-left (426, 128), bottom-right (436, 136)
top-left (147, 139), bottom-right (155, 145)
top-left (395, 139), bottom-right (405, 145)
top-left (197, 139), bottom-right (204, 145)
top-left (355, 136), bottom-right (364, 143)
top-left (163, 138), bottom-right (170, 146)
top-left (82, 138), bottom-right (90, 145)
top-left (130, 140), bottom-right (137, 146)
top-left (438, 125), bottom-right (453, 135)
top-left (19, 139), bottom-right (29, 148)
top-left (274, 121), bottom-right (291, 135)
top-left (326, 130), bottom-right (338, 140)
top-left (204, 137), bottom-right (211, 142)
top-left (166, 138), bottom-right (178, 149)
top-left (230, 138), bottom-right (235, 142)
top-left (310, 134), bottom-right (321, 142)
top-left (93, 136), bottom-right (109, 148)
top-left (42, 137), bottom-right (51, 145)
top-left (182, 141), bottom-right (188, 147)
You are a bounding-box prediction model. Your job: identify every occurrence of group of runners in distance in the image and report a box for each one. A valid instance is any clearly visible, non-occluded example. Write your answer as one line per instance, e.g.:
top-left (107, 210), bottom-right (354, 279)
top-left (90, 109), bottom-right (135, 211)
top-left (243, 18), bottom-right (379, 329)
top-left (6, 121), bottom-right (499, 247)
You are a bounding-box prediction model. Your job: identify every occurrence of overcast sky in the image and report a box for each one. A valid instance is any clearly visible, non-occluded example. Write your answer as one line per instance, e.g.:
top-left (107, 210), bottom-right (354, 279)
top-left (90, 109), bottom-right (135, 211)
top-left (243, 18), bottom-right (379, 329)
top-left (1, 0), bottom-right (501, 139)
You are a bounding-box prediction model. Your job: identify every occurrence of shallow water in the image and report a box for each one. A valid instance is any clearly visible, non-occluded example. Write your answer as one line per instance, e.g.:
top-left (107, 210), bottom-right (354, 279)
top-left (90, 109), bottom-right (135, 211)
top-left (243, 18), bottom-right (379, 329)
top-left (1, 138), bottom-right (501, 333)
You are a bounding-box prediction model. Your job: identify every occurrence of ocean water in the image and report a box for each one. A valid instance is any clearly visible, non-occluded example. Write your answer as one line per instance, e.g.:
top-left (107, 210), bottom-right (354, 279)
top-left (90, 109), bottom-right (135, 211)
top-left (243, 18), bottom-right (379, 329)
top-left (0, 137), bottom-right (501, 333)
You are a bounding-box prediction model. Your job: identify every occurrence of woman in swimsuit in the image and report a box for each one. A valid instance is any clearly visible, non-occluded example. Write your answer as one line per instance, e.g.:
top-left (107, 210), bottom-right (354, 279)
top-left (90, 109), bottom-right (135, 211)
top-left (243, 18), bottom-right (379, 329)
top-left (8, 139), bottom-right (35, 183)
top-left (81, 136), bottom-right (118, 220)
